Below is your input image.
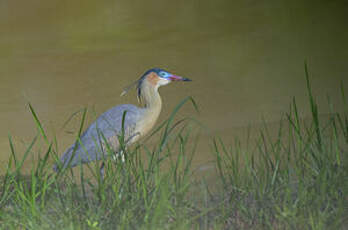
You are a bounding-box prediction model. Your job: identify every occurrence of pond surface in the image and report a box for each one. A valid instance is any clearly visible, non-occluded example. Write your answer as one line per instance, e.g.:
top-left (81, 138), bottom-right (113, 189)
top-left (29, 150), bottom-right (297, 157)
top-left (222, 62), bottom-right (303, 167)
top-left (0, 0), bottom-right (347, 172)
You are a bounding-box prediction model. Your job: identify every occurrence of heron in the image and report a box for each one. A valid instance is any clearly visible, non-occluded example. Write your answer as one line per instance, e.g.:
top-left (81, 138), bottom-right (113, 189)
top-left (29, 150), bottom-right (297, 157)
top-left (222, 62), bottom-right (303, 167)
top-left (53, 68), bottom-right (191, 173)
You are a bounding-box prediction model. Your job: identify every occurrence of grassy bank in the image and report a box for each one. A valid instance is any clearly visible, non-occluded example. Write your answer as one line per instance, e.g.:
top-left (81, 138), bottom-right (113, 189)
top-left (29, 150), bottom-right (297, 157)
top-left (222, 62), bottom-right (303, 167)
top-left (0, 68), bottom-right (347, 229)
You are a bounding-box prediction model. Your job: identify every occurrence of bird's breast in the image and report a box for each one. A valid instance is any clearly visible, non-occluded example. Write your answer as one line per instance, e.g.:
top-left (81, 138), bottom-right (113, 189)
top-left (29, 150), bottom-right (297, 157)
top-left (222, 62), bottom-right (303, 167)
top-left (134, 108), bottom-right (161, 140)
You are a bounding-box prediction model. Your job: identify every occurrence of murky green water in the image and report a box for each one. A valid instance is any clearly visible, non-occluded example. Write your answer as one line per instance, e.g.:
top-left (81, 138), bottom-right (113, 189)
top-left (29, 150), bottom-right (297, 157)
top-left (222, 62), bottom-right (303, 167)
top-left (1, 0), bottom-right (347, 171)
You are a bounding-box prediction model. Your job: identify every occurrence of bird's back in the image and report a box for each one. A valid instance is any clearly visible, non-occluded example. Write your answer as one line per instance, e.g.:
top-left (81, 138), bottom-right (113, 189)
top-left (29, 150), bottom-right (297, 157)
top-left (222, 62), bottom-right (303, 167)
top-left (54, 104), bottom-right (143, 170)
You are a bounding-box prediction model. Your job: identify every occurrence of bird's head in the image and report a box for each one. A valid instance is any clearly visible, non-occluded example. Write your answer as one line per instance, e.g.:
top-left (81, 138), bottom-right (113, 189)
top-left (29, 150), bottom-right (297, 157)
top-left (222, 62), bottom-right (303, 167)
top-left (121, 68), bottom-right (191, 100)
top-left (135, 68), bottom-right (191, 102)
top-left (143, 68), bottom-right (191, 88)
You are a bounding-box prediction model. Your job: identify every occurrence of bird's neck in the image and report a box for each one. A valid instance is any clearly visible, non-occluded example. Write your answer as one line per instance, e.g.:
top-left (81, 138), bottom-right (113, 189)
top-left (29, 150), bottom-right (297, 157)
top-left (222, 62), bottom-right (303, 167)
top-left (140, 81), bottom-right (162, 114)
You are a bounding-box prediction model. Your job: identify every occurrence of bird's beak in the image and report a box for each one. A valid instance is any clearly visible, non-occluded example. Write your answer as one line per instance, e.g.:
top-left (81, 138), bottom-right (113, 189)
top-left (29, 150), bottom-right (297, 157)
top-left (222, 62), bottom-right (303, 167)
top-left (169, 75), bottom-right (192, 82)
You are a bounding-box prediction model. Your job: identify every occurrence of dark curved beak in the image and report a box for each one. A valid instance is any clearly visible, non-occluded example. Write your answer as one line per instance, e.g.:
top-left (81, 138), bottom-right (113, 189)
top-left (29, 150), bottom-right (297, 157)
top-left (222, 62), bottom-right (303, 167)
top-left (169, 75), bottom-right (192, 82)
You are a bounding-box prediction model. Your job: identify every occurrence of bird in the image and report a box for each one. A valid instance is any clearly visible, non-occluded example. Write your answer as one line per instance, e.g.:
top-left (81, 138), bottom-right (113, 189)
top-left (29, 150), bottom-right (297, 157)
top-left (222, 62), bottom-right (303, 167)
top-left (53, 68), bottom-right (191, 172)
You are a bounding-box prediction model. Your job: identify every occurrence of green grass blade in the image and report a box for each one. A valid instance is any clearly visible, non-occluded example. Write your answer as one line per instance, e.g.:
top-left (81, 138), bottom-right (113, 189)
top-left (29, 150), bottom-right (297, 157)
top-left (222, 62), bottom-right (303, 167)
top-left (28, 103), bottom-right (49, 145)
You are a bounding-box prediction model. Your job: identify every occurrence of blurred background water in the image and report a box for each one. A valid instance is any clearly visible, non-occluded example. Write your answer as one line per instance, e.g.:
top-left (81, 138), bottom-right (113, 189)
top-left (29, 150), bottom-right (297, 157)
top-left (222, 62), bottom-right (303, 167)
top-left (0, 0), bottom-right (347, 170)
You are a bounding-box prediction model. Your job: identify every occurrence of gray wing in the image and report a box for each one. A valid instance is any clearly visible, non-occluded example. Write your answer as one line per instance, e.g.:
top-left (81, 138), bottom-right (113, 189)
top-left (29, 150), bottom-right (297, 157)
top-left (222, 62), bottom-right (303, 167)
top-left (54, 104), bottom-right (143, 170)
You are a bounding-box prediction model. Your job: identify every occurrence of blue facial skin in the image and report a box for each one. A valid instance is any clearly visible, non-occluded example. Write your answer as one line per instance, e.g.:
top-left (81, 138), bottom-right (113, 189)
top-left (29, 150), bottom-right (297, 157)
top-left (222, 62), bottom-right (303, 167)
top-left (154, 69), bottom-right (191, 82)
top-left (148, 68), bottom-right (171, 79)
top-left (140, 68), bottom-right (191, 82)
top-left (158, 70), bottom-right (172, 79)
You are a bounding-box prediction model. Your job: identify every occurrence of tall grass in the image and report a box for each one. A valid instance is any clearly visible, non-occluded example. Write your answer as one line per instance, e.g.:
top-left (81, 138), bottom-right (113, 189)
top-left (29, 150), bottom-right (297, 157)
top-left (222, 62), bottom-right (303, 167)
top-left (213, 66), bottom-right (348, 229)
top-left (0, 67), bottom-right (347, 229)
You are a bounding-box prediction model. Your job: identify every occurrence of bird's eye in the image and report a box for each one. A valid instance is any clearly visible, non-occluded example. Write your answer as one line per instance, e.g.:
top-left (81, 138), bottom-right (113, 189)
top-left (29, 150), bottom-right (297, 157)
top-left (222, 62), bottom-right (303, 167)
top-left (160, 72), bottom-right (167, 77)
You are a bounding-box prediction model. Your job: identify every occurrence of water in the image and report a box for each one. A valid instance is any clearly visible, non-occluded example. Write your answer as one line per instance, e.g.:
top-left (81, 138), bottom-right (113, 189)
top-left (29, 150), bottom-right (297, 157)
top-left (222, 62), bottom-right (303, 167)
top-left (0, 0), bottom-right (347, 171)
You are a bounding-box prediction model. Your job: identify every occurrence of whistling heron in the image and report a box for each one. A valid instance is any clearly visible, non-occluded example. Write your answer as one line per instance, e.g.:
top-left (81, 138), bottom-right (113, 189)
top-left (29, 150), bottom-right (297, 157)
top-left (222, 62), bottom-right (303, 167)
top-left (53, 68), bottom-right (191, 172)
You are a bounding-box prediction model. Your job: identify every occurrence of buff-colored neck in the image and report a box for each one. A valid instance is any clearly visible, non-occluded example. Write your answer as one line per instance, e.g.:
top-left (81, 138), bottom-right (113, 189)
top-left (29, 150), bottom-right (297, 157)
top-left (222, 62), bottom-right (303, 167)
top-left (139, 79), bottom-right (162, 114)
